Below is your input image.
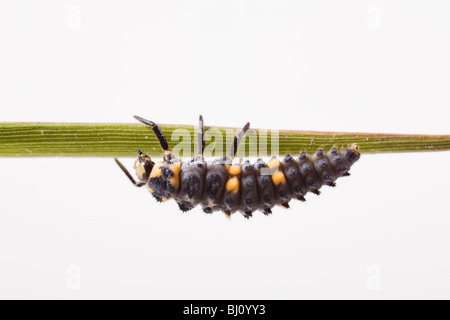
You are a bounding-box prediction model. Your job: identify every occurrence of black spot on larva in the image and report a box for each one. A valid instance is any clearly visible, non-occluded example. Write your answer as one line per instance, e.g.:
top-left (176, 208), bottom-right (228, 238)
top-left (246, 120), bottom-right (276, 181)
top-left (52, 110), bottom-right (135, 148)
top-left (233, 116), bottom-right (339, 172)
top-left (261, 176), bottom-right (271, 185)
top-left (203, 207), bottom-right (212, 214)
top-left (225, 197), bottom-right (232, 207)
top-left (323, 174), bottom-right (333, 181)
top-left (312, 190), bottom-right (321, 195)
top-left (338, 165), bottom-right (349, 172)
top-left (279, 190), bottom-right (288, 199)
top-left (263, 195), bottom-right (272, 205)
top-left (287, 167), bottom-right (297, 177)
top-left (330, 148), bottom-right (338, 155)
top-left (149, 175), bottom-right (176, 200)
top-left (284, 154), bottom-right (292, 162)
top-left (342, 172), bottom-right (351, 177)
top-left (245, 179), bottom-right (254, 187)
top-left (299, 152), bottom-right (307, 160)
top-left (178, 200), bottom-right (193, 212)
top-left (186, 175), bottom-right (195, 182)
top-left (307, 180), bottom-right (316, 188)
top-left (297, 196), bottom-right (306, 202)
top-left (244, 198), bottom-right (254, 208)
top-left (184, 174), bottom-right (200, 199)
top-left (263, 208), bottom-right (272, 215)
top-left (293, 185), bottom-right (303, 194)
top-left (316, 150), bottom-right (324, 157)
top-left (161, 167), bottom-right (174, 178)
top-left (196, 162), bottom-right (204, 168)
top-left (302, 164), bottom-right (311, 174)
top-left (150, 177), bottom-right (175, 192)
top-left (207, 173), bottom-right (221, 182)
top-left (224, 210), bottom-right (231, 216)
top-left (328, 182), bottom-right (336, 187)
top-left (206, 173), bottom-right (222, 199)
top-left (333, 156), bottom-right (342, 163)
top-left (318, 160), bottom-right (327, 169)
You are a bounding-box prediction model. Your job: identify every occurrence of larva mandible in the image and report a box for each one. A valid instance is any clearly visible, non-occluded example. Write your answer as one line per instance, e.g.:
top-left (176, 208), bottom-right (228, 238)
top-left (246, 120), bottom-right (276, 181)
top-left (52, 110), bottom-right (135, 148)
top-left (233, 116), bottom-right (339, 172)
top-left (115, 115), bottom-right (360, 219)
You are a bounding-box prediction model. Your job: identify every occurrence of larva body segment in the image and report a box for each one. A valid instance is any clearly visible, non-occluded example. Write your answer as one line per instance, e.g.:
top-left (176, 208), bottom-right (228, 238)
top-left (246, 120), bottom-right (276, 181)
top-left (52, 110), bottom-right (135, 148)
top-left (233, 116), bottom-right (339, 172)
top-left (254, 158), bottom-right (276, 214)
top-left (282, 154), bottom-right (307, 201)
top-left (201, 158), bottom-right (228, 213)
top-left (176, 156), bottom-right (206, 212)
top-left (115, 116), bottom-right (361, 219)
top-left (239, 160), bottom-right (258, 217)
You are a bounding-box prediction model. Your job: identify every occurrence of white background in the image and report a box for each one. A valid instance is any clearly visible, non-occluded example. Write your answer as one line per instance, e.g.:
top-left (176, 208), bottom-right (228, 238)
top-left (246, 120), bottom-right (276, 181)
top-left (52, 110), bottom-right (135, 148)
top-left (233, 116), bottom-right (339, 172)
top-left (0, 1), bottom-right (449, 299)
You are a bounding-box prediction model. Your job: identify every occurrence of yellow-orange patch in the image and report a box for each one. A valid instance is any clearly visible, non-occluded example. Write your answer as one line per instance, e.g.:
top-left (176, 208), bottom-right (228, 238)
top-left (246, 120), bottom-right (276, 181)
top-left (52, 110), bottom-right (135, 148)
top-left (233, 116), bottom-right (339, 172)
top-left (271, 171), bottom-right (286, 185)
top-left (226, 176), bottom-right (239, 194)
top-left (267, 158), bottom-right (280, 169)
top-left (149, 162), bottom-right (163, 178)
top-left (168, 162), bottom-right (182, 189)
top-left (228, 165), bottom-right (242, 175)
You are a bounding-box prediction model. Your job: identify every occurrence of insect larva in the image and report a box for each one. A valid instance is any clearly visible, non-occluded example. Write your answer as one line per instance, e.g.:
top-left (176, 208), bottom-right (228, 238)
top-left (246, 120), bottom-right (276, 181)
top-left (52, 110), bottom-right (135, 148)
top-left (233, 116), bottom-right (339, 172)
top-left (115, 115), bottom-right (360, 218)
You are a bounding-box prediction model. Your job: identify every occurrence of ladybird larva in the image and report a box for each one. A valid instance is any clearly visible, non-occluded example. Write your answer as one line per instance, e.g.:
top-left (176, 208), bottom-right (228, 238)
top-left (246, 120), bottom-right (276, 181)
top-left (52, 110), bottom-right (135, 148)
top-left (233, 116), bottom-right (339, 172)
top-left (115, 115), bottom-right (360, 219)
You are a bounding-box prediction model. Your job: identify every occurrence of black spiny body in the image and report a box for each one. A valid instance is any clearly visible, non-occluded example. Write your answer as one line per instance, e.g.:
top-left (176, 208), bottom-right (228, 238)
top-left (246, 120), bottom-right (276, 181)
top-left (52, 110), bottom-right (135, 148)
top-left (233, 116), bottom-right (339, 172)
top-left (115, 115), bottom-right (361, 219)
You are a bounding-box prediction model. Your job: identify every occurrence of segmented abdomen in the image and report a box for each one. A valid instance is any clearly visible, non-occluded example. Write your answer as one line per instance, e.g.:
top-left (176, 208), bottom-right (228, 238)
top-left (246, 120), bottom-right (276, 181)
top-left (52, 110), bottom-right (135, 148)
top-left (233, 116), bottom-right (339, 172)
top-left (161, 146), bottom-right (360, 218)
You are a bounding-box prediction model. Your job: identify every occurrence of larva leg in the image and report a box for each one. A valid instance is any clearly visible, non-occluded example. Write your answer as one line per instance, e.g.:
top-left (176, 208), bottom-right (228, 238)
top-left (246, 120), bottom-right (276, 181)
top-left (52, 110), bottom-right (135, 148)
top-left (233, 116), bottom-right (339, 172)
top-left (198, 115), bottom-right (205, 156)
top-left (134, 115), bottom-right (172, 160)
top-left (229, 122), bottom-right (250, 158)
top-left (114, 158), bottom-right (146, 187)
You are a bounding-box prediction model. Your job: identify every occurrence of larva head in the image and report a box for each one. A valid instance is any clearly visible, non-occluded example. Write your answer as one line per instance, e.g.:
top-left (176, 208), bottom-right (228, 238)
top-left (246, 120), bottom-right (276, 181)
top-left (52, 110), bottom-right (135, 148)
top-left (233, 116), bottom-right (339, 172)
top-left (343, 144), bottom-right (361, 165)
top-left (133, 150), bottom-right (155, 182)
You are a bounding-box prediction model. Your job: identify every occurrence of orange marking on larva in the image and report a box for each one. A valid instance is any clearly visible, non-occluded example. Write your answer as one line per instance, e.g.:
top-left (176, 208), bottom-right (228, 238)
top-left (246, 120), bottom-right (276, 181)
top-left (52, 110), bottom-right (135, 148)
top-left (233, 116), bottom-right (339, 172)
top-left (267, 158), bottom-right (280, 169)
top-left (228, 165), bottom-right (241, 175)
top-left (168, 162), bottom-right (182, 189)
top-left (148, 187), bottom-right (154, 194)
top-left (225, 214), bottom-right (231, 220)
top-left (226, 176), bottom-right (239, 194)
top-left (169, 177), bottom-right (179, 189)
top-left (149, 162), bottom-right (163, 178)
top-left (271, 170), bottom-right (286, 185)
top-left (170, 162), bottom-right (181, 176)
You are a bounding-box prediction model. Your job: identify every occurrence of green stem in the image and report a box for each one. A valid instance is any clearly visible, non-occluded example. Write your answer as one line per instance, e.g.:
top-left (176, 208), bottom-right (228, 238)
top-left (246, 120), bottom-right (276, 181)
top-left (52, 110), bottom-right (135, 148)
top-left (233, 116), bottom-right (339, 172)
top-left (0, 122), bottom-right (449, 157)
